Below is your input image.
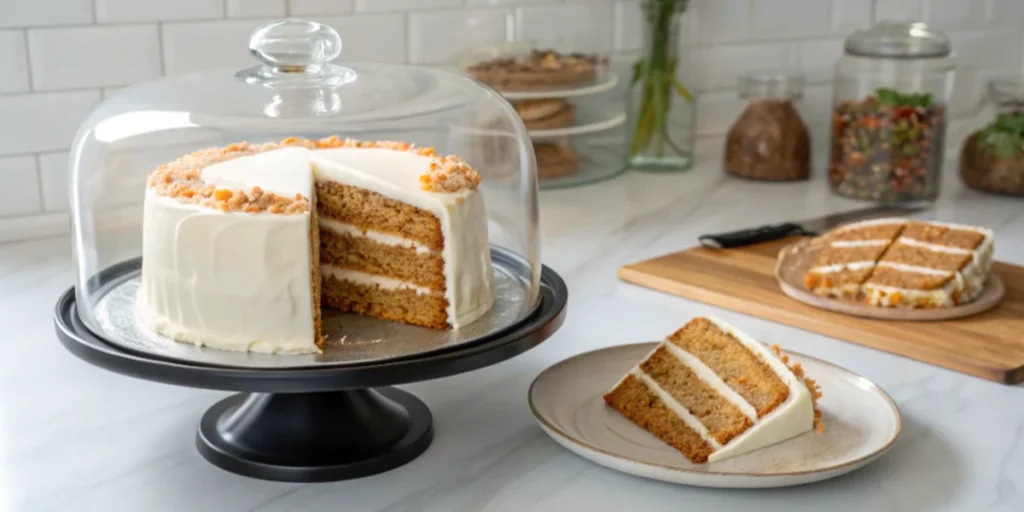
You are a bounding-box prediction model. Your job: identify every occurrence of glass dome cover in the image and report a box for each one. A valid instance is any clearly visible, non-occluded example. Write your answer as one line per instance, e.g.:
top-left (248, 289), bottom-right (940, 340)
top-left (69, 19), bottom-right (541, 364)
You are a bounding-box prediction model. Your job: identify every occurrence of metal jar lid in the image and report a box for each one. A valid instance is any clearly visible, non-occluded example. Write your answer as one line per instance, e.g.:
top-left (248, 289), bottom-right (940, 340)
top-left (844, 21), bottom-right (952, 59)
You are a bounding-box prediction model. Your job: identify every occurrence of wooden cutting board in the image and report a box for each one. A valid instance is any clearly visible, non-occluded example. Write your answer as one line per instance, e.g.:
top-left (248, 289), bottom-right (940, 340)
top-left (618, 238), bottom-right (1024, 384)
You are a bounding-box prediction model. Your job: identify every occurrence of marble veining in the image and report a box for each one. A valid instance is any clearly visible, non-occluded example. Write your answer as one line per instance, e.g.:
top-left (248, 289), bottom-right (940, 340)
top-left (1, 157), bottom-right (1023, 512)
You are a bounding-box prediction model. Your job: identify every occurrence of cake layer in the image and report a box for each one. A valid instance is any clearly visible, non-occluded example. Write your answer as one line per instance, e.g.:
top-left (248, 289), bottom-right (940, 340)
top-left (668, 318), bottom-right (790, 417)
top-left (603, 374), bottom-right (718, 463)
top-left (902, 221), bottom-right (987, 249)
top-left (828, 218), bottom-right (905, 241)
top-left (319, 218), bottom-right (446, 290)
top-left (322, 267), bottom-right (449, 329)
top-left (316, 181), bottom-right (443, 250)
top-left (879, 241), bottom-right (972, 271)
top-left (640, 345), bottom-right (753, 444)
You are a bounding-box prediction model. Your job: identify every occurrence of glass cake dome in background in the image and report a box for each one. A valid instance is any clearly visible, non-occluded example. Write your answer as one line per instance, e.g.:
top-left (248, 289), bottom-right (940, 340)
top-left (69, 19), bottom-right (541, 340)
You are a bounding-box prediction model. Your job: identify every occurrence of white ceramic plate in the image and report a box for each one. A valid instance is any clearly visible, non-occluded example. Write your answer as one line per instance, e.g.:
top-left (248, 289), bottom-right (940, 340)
top-left (529, 342), bottom-right (902, 488)
top-left (529, 112), bottom-right (627, 139)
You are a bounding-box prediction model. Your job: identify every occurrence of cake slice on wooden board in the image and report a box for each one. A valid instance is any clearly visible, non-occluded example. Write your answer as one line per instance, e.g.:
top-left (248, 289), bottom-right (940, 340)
top-left (863, 221), bottom-right (995, 307)
top-left (603, 317), bottom-right (823, 464)
top-left (803, 218), bottom-right (905, 299)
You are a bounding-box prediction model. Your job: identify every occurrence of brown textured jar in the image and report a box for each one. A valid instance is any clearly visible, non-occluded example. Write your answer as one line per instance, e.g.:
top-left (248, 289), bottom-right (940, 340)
top-left (724, 72), bottom-right (810, 181)
top-left (959, 79), bottom-right (1024, 197)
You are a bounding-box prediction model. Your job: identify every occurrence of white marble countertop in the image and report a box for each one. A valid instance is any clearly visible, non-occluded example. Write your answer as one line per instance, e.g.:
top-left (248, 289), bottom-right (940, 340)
top-left (2, 159), bottom-right (1023, 512)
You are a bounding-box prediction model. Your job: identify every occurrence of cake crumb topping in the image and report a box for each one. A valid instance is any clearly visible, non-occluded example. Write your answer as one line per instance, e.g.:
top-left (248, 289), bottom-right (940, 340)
top-left (772, 344), bottom-right (825, 433)
top-left (146, 136), bottom-right (482, 213)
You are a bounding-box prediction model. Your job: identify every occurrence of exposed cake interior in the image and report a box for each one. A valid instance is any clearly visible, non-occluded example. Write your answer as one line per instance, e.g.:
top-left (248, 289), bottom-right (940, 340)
top-left (604, 317), bottom-right (823, 464)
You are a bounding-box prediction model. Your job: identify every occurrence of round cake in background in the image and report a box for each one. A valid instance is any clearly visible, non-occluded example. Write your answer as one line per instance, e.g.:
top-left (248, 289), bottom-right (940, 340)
top-left (515, 99), bottom-right (576, 130)
top-left (466, 49), bottom-right (606, 91)
top-left (533, 141), bottom-right (581, 179)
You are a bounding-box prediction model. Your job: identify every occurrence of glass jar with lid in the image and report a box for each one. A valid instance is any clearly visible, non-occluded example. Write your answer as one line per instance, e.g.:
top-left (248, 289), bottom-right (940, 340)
top-left (829, 22), bottom-right (955, 204)
top-left (724, 71), bottom-right (810, 181)
top-left (960, 78), bottom-right (1024, 196)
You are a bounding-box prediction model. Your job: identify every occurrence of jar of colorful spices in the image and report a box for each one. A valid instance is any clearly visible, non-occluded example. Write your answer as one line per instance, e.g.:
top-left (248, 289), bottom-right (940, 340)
top-left (960, 78), bottom-right (1024, 196)
top-left (829, 22), bottom-right (955, 204)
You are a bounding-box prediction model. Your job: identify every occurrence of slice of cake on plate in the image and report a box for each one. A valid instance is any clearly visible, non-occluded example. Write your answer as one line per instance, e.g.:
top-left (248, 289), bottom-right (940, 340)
top-left (863, 220), bottom-right (995, 307)
top-left (803, 218), bottom-right (905, 299)
top-left (138, 137), bottom-right (495, 354)
top-left (603, 317), bottom-right (823, 464)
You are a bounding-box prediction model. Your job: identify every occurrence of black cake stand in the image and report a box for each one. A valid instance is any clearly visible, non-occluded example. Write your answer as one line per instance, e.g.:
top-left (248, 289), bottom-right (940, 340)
top-left (53, 265), bottom-right (567, 483)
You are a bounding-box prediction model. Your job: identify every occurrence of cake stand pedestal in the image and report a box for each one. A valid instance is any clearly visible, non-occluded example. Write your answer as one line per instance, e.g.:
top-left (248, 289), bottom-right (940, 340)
top-left (53, 265), bottom-right (567, 483)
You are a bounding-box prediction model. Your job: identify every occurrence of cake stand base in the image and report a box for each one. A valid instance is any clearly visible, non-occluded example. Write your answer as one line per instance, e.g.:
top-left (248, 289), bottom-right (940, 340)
top-left (196, 388), bottom-right (432, 482)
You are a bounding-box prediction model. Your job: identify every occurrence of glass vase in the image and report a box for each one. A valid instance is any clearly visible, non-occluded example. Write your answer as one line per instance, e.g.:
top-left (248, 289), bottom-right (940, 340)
top-left (627, 1), bottom-right (696, 171)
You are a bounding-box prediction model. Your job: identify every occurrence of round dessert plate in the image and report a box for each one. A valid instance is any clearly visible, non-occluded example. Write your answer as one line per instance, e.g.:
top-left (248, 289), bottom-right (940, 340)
top-left (776, 238), bottom-right (1005, 321)
top-left (530, 343), bottom-right (901, 489)
top-left (499, 71), bottom-right (619, 100)
top-left (89, 249), bottom-right (539, 369)
top-left (529, 109), bottom-right (626, 139)
top-left (539, 141), bottom-right (627, 190)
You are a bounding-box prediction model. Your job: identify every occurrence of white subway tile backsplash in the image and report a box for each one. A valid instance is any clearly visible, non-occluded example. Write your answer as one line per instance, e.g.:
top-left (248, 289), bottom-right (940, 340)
top-left (96, 0), bottom-right (225, 23)
top-left (228, 0), bottom-right (287, 18)
top-left (704, 43), bottom-right (793, 90)
top-left (38, 152), bottom-right (70, 212)
top-left (409, 10), bottom-right (511, 64)
top-left (517, 2), bottom-right (614, 52)
top-left (288, 0), bottom-right (354, 16)
top-left (0, 91), bottom-right (101, 156)
top-left (614, 1), bottom-right (642, 52)
top-left (696, 90), bottom-right (747, 137)
top-left (795, 38), bottom-right (844, 84)
top-left (28, 25), bottom-right (162, 91)
top-left (468, 0), bottom-right (556, 5)
top-left (947, 29), bottom-right (1022, 70)
top-left (922, 0), bottom-right (986, 30)
top-left (315, 15), bottom-right (406, 63)
top-left (750, 0), bottom-right (832, 39)
top-left (162, 20), bottom-right (269, 75)
top-left (831, 0), bottom-right (873, 32)
top-left (990, 0), bottom-right (1024, 27)
top-left (0, 31), bottom-right (30, 93)
top-left (692, 0), bottom-right (750, 44)
top-left (874, 0), bottom-right (922, 22)
top-left (0, 156), bottom-right (42, 217)
top-left (0, 0), bottom-right (93, 28)
top-left (356, 0), bottom-right (461, 13)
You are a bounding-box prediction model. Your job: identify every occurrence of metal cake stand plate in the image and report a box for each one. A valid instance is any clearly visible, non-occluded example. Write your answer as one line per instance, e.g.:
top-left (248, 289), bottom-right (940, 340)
top-left (53, 249), bottom-right (567, 483)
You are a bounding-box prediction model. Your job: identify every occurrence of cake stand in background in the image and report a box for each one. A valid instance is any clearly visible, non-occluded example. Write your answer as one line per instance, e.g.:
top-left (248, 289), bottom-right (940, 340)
top-left (54, 19), bottom-right (570, 482)
top-left (459, 43), bottom-right (629, 190)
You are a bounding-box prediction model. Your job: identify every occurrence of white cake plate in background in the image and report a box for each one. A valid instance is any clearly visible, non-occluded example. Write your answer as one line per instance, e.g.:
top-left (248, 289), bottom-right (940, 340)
top-left (539, 141), bottom-right (627, 190)
top-left (499, 72), bottom-right (619, 100)
top-left (529, 342), bottom-right (902, 488)
top-left (529, 107), bottom-right (626, 140)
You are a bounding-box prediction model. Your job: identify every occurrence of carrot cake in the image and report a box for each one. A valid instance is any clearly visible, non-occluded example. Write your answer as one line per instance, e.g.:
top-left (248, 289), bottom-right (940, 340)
top-left (803, 218), bottom-right (994, 307)
top-left (466, 49), bottom-right (606, 91)
top-left (603, 317), bottom-right (823, 464)
top-left (137, 137), bottom-right (495, 354)
top-left (514, 99), bottom-right (575, 130)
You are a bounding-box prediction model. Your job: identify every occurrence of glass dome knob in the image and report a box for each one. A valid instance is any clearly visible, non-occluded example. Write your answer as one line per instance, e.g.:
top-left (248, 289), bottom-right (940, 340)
top-left (249, 19), bottom-right (342, 73)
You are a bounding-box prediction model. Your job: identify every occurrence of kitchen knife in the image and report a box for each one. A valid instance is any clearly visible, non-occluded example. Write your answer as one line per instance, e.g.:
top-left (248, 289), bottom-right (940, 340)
top-left (698, 205), bottom-right (928, 249)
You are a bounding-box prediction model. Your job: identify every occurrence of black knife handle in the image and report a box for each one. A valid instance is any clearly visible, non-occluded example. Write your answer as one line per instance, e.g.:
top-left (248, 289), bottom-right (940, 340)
top-left (699, 222), bottom-right (811, 249)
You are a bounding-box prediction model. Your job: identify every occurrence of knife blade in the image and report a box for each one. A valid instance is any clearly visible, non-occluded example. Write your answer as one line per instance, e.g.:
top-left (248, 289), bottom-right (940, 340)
top-left (698, 204), bottom-right (928, 249)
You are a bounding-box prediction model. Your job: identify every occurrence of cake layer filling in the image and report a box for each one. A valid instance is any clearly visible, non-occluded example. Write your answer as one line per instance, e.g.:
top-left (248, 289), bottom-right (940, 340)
top-left (316, 181), bottom-right (443, 250)
top-left (319, 218), bottom-right (446, 290)
top-left (640, 345), bottom-right (754, 444)
top-left (322, 268), bottom-right (450, 329)
top-left (668, 318), bottom-right (790, 417)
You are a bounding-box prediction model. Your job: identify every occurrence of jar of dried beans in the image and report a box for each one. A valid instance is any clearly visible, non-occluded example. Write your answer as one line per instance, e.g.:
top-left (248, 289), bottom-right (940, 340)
top-left (724, 71), bottom-right (810, 181)
top-left (829, 22), bottom-right (955, 204)
top-left (960, 78), bottom-right (1024, 197)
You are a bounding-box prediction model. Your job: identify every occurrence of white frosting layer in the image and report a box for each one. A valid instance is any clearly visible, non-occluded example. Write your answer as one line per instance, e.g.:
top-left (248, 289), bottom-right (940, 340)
top-left (876, 261), bottom-right (954, 276)
top-left (704, 317), bottom-right (814, 462)
top-left (321, 265), bottom-right (436, 296)
top-left (830, 239), bottom-right (890, 248)
top-left (138, 191), bottom-right (318, 354)
top-left (630, 368), bottom-right (722, 450)
top-left (311, 148), bottom-right (494, 328)
top-left (896, 236), bottom-right (971, 254)
top-left (201, 147), bottom-right (313, 198)
top-left (318, 217), bottom-right (434, 255)
top-left (610, 317), bottom-right (814, 463)
top-left (808, 260), bottom-right (876, 274)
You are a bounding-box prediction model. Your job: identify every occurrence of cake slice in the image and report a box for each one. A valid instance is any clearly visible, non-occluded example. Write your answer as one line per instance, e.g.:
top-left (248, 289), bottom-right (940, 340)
top-left (603, 317), bottom-right (823, 464)
top-left (863, 220), bottom-right (995, 307)
top-left (803, 218), bottom-right (905, 299)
